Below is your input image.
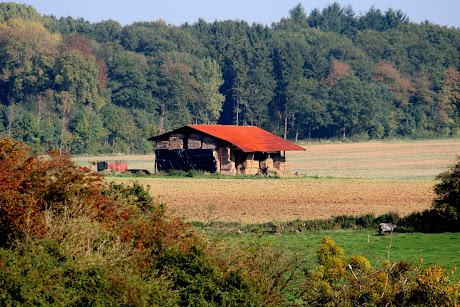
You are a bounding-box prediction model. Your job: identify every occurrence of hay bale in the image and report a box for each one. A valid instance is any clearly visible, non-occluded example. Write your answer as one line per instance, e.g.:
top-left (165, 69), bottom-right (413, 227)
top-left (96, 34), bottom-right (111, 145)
top-left (221, 168), bottom-right (237, 176)
top-left (169, 134), bottom-right (184, 149)
top-left (202, 136), bottom-right (217, 149)
top-left (221, 159), bottom-right (237, 175)
top-left (221, 160), bottom-right (235, 171)
top-left (169, 133), bottom-right (183, 141)
top-left (187, 134), bottom-right (202, 149)
top-left (242, 167), bottom-right (259, 175)
top-left (243, 160), bottom-right (259, 168)
top-left (274, 161), bottom-right (291, 171)
top-left (156, 140), bottom-right (169, 149)
top-left (187, 140), bottom-right (201, 149)
top-left (260, 158), bottom-right (274, 170)
top-left (241, 158), bottom-right (260, 175)
top-left (169, 141), bottom-right (183, 150)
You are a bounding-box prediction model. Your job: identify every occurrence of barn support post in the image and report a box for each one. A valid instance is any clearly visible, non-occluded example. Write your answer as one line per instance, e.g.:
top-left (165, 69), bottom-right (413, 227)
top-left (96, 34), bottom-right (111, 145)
top-left (218, 147), bottom-right (222, 173)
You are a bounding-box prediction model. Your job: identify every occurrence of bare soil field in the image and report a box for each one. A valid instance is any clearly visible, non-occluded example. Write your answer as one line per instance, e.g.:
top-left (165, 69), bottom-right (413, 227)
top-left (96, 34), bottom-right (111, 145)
top-left (111, 177), bottom-right (434, 224)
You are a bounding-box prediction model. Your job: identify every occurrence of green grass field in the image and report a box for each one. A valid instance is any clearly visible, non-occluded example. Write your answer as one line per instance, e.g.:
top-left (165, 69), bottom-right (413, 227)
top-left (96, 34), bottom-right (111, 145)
top-left (224, 230), bottom-right (460, 276)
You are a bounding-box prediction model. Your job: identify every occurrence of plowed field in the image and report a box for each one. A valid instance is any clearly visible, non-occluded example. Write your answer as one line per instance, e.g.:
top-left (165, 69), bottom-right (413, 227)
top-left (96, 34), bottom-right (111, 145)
top-left (112, 177), bottom-right (434, 223)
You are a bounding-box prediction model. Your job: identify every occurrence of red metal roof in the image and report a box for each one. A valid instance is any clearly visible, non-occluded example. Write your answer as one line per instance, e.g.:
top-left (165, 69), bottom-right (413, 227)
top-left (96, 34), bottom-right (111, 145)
top-left (185, 125), bottom-right (306, 152)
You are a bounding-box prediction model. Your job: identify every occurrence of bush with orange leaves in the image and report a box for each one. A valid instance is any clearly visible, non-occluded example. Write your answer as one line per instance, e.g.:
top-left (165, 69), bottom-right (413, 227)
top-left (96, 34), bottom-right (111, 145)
top-left (0, 137), bottom-right (290, 306)
top-left (0, 137), bottom-right (108, 245)
top-left (0, 137), bottom-right (197, 257)
top-left (1, 137), bottom-right (458, 306)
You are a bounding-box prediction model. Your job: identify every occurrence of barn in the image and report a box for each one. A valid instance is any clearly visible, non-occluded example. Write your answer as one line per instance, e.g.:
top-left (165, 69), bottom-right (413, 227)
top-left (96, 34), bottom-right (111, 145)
top-left (148, 125), bottom-right (305, 175)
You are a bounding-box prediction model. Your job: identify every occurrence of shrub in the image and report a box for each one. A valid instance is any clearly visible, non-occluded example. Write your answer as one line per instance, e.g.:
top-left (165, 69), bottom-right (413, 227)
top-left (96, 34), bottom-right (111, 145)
top-left (409, 265), bottom-right (460, 306)
top-left (398, 208), bottom-right (456, 233)
top-left (0, 137), bottom-right (291, 306)
top-left (0, 138), bottom-right (107, 246)
top-left (301, 237), bottom-right (460, 306)
top-left (374, 212), bottom-right (400, 224)
top-left (433, 156), bottom-right (460, 227)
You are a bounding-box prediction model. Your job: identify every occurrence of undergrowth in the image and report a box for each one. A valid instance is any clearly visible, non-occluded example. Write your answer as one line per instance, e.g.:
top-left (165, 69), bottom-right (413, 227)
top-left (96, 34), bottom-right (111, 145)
top-left (1, 137), bottom-right (459, 306)
top-left (190, 209), bottom-right (459, 236)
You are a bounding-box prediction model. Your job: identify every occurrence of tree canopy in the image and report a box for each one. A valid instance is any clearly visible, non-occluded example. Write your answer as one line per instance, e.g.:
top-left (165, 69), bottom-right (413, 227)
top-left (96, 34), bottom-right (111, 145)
top-left (0, 2), bottom-right (459, 154)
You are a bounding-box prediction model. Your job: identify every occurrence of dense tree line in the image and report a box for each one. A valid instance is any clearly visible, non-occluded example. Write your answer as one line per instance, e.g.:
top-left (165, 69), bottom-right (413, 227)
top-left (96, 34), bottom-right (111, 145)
top-left (0, 2), bottom-right (459, 154)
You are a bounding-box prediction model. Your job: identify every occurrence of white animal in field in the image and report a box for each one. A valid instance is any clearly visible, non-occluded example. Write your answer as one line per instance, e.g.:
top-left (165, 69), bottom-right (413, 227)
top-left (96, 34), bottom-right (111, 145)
top-left (378, 222), bottom-right (397, 235)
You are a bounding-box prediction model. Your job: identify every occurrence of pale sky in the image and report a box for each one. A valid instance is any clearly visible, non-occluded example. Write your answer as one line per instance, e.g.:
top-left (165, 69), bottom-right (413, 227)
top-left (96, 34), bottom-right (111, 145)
top-left (5, 0), bottom-right (460, 28)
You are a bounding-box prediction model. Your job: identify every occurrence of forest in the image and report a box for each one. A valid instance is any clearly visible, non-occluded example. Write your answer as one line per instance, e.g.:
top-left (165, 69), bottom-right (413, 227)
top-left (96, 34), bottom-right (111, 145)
top-left (0, 2), bottom-right (459, 154)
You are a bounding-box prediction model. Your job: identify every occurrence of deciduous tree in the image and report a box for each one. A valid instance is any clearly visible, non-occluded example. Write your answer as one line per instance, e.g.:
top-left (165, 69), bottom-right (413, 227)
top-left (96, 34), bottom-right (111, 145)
top-left (372, 60), bottom-right (414, 108)
top-left (433, 156), bottom-right (460, 222)
top-left (158, 58), bottom-right (197, 130)
top-left (0, 18), bottom-right (60, 103)
top-left (193, 57), bottom-right (225, 124)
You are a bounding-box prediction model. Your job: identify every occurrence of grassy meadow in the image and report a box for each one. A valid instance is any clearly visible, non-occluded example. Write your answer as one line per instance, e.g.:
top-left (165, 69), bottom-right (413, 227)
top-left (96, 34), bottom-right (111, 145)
top-left (223, 230), bottom-right (460, 274)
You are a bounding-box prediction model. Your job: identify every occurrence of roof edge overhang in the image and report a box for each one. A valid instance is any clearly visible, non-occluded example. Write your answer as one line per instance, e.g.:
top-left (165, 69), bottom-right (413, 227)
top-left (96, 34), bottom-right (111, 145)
top-left (147, 126), bottom-right (194, 141)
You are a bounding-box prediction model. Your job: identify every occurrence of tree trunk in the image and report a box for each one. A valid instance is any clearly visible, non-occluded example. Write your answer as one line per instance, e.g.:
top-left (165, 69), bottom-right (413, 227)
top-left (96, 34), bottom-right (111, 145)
top-left (36, 95), bottom-right (44, 124)
top-left (159, 105), bottom-right (165, 133)
top-left (7, 103), bottom-right (15, 138)
top-left (284, 116), bottom-right (288, 139)
top-left (236, 99), bottom-right (239, 126)
top-left (295, 120), bottom-right (301, 142)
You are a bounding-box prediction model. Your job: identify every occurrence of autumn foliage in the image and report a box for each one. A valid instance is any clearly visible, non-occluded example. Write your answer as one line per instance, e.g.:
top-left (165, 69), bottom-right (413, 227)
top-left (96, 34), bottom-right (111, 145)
top-left (324, 59), bottom-right (351, 88)
top-left (0, 137), bottom-right (290, 305)
top-left (1, 137), bottom-right (459, 306)
top-left (372, 60), bottom-right (415, 108)
top-left (0, 137), bottom-right (106, 243)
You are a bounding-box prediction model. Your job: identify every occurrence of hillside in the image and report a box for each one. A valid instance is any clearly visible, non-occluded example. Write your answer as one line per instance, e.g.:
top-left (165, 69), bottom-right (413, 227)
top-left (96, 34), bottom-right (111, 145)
top-left (0, 2), bottom-right (459, 154)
